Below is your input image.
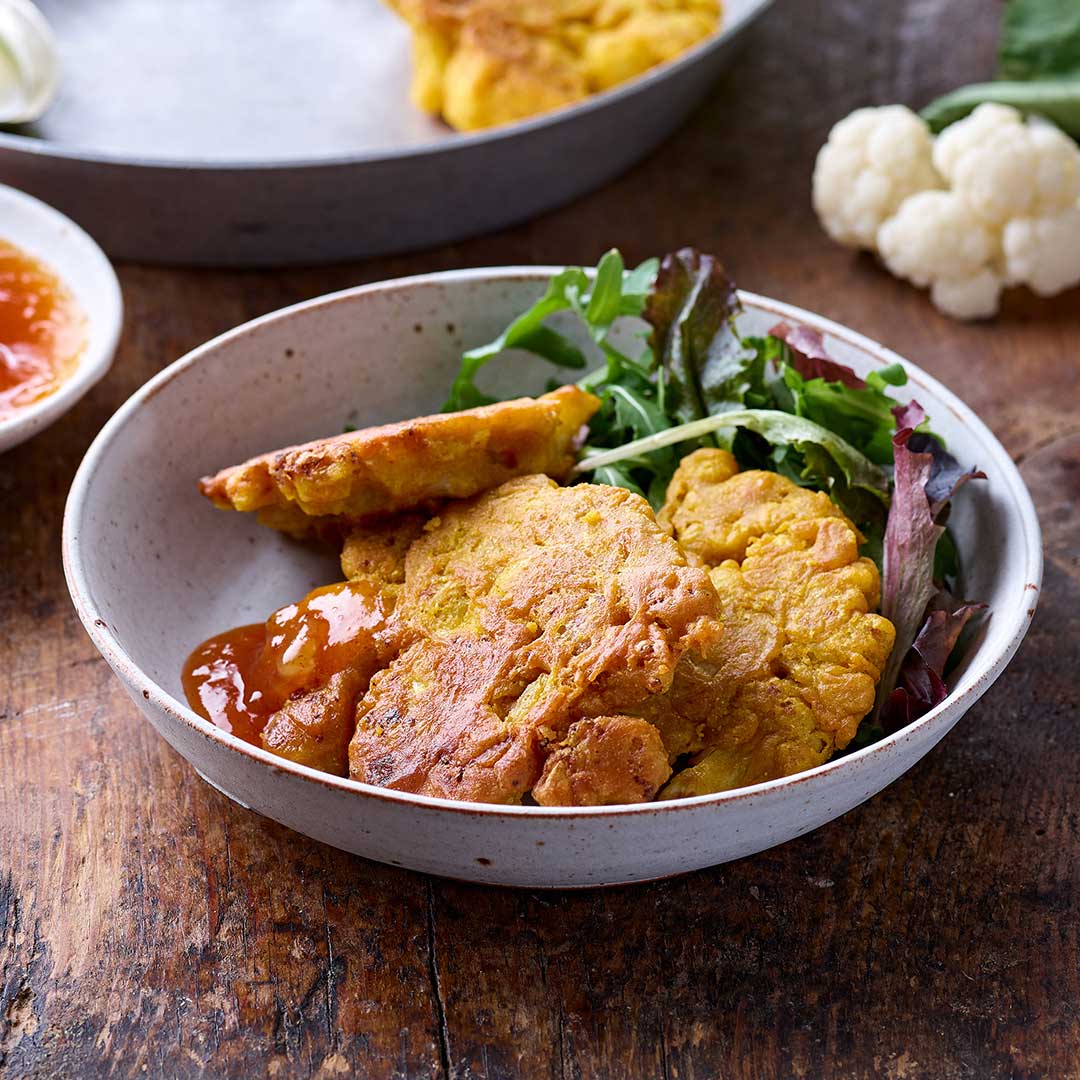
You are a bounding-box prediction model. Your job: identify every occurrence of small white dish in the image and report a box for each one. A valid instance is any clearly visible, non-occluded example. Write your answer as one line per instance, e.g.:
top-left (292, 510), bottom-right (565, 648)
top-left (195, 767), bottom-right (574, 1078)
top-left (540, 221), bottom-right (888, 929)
top-left (62, 269), bottom-right (1042, 888)
top-left (0, 182), bottom-right (121, 453)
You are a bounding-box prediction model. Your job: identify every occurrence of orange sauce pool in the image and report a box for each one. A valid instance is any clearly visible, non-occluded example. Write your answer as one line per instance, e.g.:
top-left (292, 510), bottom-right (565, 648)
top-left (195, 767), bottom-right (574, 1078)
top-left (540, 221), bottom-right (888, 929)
top-left (0, 239), bottom-right (87, 419)
top-left (182, 580), bottom-right (394, 745)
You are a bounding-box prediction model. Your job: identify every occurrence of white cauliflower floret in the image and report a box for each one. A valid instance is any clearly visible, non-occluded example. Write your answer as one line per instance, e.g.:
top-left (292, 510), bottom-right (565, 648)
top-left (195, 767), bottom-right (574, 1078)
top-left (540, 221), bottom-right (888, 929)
top-left (934, 103), bottom-right (1080, 224)
top-left (932, 103), bottom-right (1024, 178)
top-left (930, 271), bottom-right (1003, 321)
top-left (949, 125), bottom-right (1040, 225)
top-left (1028, 121), bottom-right (1080, 216)
top-left (877, 190), bottom-right (998, 286)
top-left (1003, 205), bottom-right (1080, 297)
top-left (815, 101), bottom-right (1080, 320)
top-left (877, 191), bottom-right (1003, 319)
top-left (813, 105), bottom-right (942, 249)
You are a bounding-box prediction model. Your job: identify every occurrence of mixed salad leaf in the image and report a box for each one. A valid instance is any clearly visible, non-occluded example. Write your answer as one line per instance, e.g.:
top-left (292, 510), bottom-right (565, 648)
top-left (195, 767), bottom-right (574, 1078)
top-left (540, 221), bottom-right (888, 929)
top-left (863, 402), bottom-right (987, 741)
top-left (443, 247), bottom-right (988, 749)
top-left (642, 248), bottom-right (747, 425)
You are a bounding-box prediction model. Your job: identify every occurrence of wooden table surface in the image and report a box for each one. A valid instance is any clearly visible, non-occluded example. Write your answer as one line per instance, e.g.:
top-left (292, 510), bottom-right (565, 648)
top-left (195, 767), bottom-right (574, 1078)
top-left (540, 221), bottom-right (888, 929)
top-left (2, 0), bottom-right (1078, 1076)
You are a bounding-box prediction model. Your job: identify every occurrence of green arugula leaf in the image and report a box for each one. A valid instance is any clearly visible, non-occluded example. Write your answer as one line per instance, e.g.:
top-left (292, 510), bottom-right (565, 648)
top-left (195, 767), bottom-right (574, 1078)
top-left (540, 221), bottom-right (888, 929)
top-left (780, 365), bottom-right (900, 466)
top-left (867, 363), bottom-right (908, 388)
top-left (442, 253), bottom-right (657, 411)
top-left (575, 407), bottom-right (891, 504)
top-left (584, 249), bottom-right (626, 339)
top-left (621, 257), bottom-right (661, 303)
top-left (442, 268), bottom-right (588, 410)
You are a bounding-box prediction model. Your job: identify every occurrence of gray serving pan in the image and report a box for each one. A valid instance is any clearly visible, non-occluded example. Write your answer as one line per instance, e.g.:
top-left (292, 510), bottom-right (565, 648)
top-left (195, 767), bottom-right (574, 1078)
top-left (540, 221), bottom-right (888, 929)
top-left (0, 0), bottom-right (772, 266)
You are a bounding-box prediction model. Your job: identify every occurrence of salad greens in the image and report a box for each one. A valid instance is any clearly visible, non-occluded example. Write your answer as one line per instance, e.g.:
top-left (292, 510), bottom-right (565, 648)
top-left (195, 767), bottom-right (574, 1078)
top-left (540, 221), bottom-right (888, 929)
top-left (442, 247), bottom-right (987, 746)
top-left (866, 402), bottom-right (987, 739)
top-left (641, 248), bottom-right (748, 425)
top-left (574, 409), bottom-right (889, 510)
top-left (443, 251), bottom-right (656, 412)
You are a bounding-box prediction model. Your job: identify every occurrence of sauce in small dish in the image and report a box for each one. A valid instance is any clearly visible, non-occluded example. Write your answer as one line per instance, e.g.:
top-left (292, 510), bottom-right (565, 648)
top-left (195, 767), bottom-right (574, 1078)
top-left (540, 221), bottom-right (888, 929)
top-left (0, 238), bottom-right (88, 419)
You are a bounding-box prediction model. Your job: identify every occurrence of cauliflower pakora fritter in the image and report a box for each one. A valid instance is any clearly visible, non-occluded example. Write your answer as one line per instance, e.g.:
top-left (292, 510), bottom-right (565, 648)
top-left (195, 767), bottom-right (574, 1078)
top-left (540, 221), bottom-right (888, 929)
top-left (387, 0), bottom-right (722, 131)
top-left (255, 514), bottom-right (431, 774)
top-left (340, 513), bottom-right (429, 585)
top-left (653, 449), bottom-right (896, 798)
top-left (261, 668), bottom-right (370, 776)
top-left (348, 475), bottom-right (724, 805)
top-left (532, 715), bottom-right (672, 805)
top-left (199, 385), bottom-right (599, 525)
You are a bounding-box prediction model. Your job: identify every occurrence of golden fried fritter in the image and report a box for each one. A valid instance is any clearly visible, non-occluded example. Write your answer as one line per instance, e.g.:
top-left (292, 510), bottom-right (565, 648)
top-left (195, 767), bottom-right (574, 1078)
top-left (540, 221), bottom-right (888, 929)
top-left (256, 528), bottom-right (415, 774)
top-left (261, 669), bottom-right (369, 775)
top-left (340, 513), bottom-right (429, 585)
top-left (250, 503), bottom-right (349, 542)
top-left (654, 449), bottom-right (896, 797)
top-left (200, 386), bottom-right (599, 524)
top-left (532, 715), bottom-right (672, 805)
top-left (388, 0), bottom-right (721, 131)
top-left (348, 475), bottom-right (723, 804)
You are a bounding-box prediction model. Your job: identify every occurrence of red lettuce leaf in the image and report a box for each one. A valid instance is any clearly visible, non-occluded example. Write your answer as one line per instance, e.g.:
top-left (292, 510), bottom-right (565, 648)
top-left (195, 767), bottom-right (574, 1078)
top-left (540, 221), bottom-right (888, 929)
top-left (880, 597), bottom-right (987, 732)
top-left (891, 400), bottom-right (925, 432)
top-left (907, 432), bottom-right (987, 514)
top-left (889, 403), bottom-right (986, 514)
top-left (644, 249), bottom-right (740, 424)
top-left (770, 321), bottom-right (867, 389)
top-left (877, 423), bottom-right (941, 705)
top-left (873, 401), bottom-right (987, 724)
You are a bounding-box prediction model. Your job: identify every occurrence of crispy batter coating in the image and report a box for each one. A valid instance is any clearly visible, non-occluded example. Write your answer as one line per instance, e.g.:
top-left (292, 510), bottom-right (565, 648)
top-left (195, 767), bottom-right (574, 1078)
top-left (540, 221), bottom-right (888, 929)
top-left (387, 0), bottom-right (721, 131)
top-left (261, 669), bottom-right (369, 775)
top-left (654, 449), bottom-right (896, 797)
top-left (340, 514), bottom-right (429, 585)
top-left (348, 475), bottom-right (723, 804)
top-left (532, 715), bottom-right (672, 805)
top-left (251, 503), bottom-right (378, 545)
top-left (257, 572), bottom-right (403, 775)
top-left (200, 386), bottom-right (599, 523)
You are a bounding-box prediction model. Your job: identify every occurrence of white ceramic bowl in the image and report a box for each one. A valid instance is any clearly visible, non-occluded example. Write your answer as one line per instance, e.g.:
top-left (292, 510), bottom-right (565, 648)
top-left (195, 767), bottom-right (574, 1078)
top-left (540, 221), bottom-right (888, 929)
top-left (0, 183), bottom-right (122, 453)
top-left (62, 270), bottom-right (1042, 888)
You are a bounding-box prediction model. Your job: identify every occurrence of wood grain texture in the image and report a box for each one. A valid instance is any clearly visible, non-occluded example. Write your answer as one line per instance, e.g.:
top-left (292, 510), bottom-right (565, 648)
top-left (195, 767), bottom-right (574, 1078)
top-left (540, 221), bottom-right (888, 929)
top-left (2, 0), bottom-right (1078, 1076)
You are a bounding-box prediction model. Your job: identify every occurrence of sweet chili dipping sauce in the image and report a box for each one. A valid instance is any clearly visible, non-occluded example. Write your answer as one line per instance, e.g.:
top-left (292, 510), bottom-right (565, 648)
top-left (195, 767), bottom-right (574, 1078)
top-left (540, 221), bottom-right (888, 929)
top-left (182, 579), bottom-right (393, 745)
top-left (0, 240), bottom-right (87, 418)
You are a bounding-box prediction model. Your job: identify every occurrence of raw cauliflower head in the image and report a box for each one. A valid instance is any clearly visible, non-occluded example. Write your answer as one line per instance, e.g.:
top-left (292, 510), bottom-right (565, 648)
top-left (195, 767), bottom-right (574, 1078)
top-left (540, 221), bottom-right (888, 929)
top-left (1004, 204), bottom-right (1080, 297)
top-left (815, 99), bottom-right (1080, 319)
top-left (812, 105), bottom-right (943, 249)
top-left (934, 103), bottom-right (1080, 226)
top-left (876, 190), bottom-right (1003, 319)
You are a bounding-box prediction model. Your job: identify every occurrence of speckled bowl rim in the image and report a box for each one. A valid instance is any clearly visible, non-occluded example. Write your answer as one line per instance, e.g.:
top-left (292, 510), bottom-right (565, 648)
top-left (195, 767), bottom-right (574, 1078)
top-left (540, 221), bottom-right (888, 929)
top-left (0, 183), bottom-right (122, 450)
top-left (62, 267), bottom-right (1043, 819)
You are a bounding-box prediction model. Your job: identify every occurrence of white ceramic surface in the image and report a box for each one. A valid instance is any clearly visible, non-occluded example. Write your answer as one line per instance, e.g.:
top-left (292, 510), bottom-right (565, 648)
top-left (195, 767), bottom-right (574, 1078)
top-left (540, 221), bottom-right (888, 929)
top-left (0, 181), bottom-right (121, 452)
top-left (62, 270), bottom-right (1042, 888)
